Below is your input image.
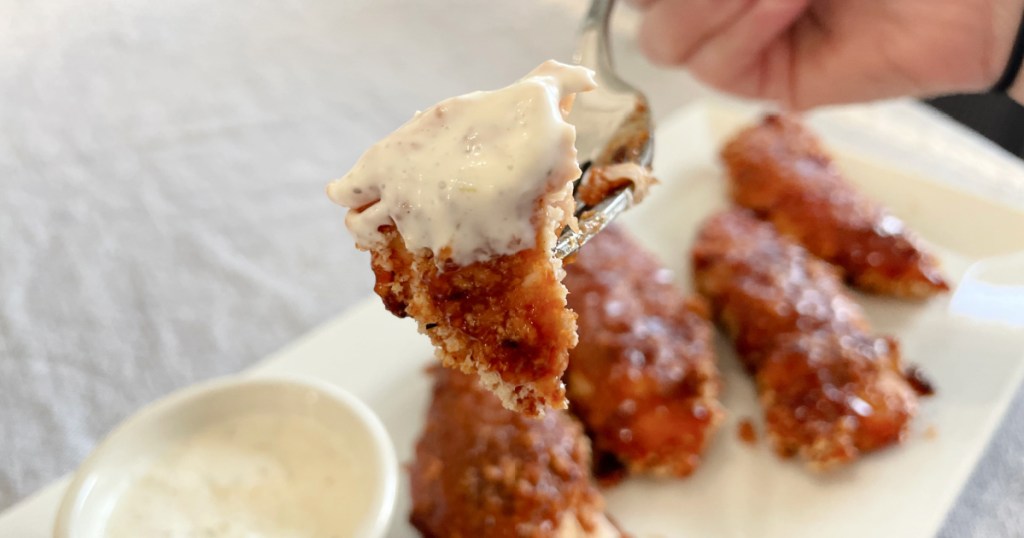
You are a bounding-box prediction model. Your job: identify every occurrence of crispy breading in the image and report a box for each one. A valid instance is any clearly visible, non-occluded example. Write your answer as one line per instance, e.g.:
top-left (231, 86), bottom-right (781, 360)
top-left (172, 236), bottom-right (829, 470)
top-left (722, 115), bottom-right (948, 299)
top-left (692, 210), bottom-right (927, 468)
top-left (564, 225), bottom-right (723, 481)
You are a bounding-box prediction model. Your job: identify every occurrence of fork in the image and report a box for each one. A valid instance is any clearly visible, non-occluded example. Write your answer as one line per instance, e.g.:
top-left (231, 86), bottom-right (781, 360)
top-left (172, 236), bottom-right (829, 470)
top-left (554, 0), bottom-right (654, 259)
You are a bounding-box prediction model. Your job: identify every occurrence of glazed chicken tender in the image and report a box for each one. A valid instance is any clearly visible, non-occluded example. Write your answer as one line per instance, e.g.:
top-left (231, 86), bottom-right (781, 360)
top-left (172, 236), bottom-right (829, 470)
top-left (564, 226), bottom-right (723, 481)
top-left (692, 210), bottom-right (927, 467)
top-left (722, 115), bottom-right (948, 299)
top-left (410, 368), bottom-right (622, 538)
top-left (328, 61), bottom-right (597, 416)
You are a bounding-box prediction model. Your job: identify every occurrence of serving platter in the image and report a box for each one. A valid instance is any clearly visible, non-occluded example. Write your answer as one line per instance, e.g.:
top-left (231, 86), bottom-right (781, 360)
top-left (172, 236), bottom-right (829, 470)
top-left (3, 99), bottom-right (1024, 538)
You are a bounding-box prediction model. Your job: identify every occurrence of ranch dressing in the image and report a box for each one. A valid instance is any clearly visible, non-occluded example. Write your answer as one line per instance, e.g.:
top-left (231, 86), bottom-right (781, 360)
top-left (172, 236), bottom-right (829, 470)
top-left (104, 414), bottom-right (369, 538)
top-left (327, 60), bottom-right (595, 267)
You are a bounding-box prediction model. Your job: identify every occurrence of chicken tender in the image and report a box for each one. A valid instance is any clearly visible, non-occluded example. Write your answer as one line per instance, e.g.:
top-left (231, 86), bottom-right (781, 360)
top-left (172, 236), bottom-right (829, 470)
top-left (409, 368), bottom-right (623, 538)
top-left (328, 61), bottom-right (596, 415)
top-left (564, 225), bottom-right (723, 480)
top-left (692, 210), bottom-right (928, 467)
top-left (722, 115), bottom-right (948, 299)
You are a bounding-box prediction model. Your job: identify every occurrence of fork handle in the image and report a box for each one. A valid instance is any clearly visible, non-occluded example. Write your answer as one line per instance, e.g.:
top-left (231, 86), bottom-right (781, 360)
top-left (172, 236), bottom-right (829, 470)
top-left (574, 0), bottom-right (616, 75)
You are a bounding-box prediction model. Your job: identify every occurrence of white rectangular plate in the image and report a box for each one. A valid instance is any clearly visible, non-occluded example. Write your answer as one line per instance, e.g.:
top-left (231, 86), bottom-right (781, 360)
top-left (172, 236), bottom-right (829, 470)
top-left (4, 100), bottom-right (1024, 537)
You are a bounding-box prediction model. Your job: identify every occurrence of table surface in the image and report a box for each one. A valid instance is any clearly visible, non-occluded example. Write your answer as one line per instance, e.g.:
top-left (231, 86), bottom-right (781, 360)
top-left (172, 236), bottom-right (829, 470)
top-left (2, 0), bottom-right (1022, 536)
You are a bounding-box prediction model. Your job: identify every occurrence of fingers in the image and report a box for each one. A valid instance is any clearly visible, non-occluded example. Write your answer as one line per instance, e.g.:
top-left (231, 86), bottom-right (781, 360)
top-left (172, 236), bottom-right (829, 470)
top-left (638, 0), bottom-right (754, 66)
top-left (637, 0), bottom-right (810, 103)
top-left (685, 0), bottom-right (811, 88)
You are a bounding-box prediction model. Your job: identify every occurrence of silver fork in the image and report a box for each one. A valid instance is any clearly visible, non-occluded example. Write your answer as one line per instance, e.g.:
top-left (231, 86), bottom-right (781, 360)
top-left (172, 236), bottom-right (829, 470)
top-left (554, 0), bottom-right (654, 259)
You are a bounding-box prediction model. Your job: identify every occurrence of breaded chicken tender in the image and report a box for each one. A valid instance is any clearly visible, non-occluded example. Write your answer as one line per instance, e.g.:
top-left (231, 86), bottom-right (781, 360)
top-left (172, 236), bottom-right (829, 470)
top-left (410, 368), bottom-right (623, 538)
top-left (692, 210), bottom-right (929, 467)
top-left (564, 226), bottom-right (723, 481)
top-left (328, 61), bottom-right (597, 415)
top-left (722, 115), bottom-right (948, 299)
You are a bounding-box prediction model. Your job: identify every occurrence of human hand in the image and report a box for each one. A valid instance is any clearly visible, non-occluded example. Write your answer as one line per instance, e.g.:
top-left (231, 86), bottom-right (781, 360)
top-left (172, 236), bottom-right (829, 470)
top-left (631, 0), bottom-right (1024, 109)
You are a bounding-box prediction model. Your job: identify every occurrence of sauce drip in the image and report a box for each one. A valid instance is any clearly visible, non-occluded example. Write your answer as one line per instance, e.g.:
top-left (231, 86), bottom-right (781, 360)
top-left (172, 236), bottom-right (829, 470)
top-left (327, 60), bottom-right (595, 267)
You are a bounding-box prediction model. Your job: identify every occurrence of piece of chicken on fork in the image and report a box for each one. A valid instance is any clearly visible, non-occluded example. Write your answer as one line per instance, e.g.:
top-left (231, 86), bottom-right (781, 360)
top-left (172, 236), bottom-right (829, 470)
top-left (327, 61), bottom-right (597, 416)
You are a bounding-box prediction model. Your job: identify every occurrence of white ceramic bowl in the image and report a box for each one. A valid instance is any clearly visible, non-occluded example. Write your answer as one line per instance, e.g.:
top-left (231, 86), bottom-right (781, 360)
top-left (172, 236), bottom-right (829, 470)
top-left (54, 375), bottom-right (398, 538)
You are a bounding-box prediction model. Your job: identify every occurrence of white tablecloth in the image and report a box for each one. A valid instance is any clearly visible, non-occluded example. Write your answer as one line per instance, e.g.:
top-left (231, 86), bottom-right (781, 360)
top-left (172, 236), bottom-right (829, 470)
top-left (2, 0), bottom-right (1022, 535)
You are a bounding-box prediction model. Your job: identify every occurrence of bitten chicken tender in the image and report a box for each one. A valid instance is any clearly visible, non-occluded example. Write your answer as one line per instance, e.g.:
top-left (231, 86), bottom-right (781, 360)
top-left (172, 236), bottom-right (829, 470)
top-left (692, 210), bottom-right (929, 468)
top-left (722, 114), bottom-right (948, 299)
top-left (563, 225), bottom-right (723, 481)
top-left (410, 368), bottom-right (623, 538)
top-left (328, 61), bottom-right (596, 415)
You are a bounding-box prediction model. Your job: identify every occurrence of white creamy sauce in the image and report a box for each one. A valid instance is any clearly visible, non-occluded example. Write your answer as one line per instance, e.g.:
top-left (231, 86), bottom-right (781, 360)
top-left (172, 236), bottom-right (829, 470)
top-left (327, 60), bottom-right (595, 266)
top-left (104, 414), bottom-right (369, 538)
